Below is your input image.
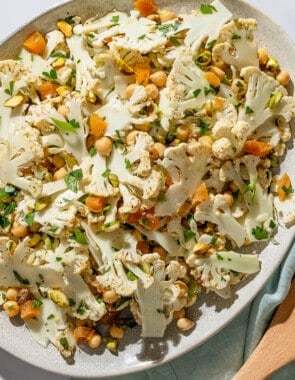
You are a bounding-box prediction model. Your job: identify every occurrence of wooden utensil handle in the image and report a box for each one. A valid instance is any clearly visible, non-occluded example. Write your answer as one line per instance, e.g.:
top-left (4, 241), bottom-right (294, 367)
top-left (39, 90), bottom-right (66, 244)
top-left (234, 280), bottom-right (295, 380)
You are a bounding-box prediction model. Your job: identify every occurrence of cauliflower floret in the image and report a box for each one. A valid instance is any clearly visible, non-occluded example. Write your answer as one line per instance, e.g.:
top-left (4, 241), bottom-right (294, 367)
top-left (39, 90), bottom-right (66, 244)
top-left (213, 19), bottom-right (259, 70)
top-left (165, 260), bottom-right (187, 282)
top-left (66, 34), bottom-right (101, 95)
top-left (133, 259), bottom-right (167, 337)
top-left (155, 142), bottom-right (210, 216)
top-left (186, 250), bottom-right (260, 293)
top-left (159, 49), bottom-right (213, 127)
top-left (111, 15), bottom-right (167, 54)
top-left (238, 66), bottom-right (295, 130)
top-left (74, 12), bottom-right (129, 46)
top-left (220, 155), bottom-right (274, 242)
top-left (125, 131), bottom-right (153, 177)
top-left (194, 193), bottom-right (249, 247)
top-left (82, 154), bottom-right (119, 198)
top-left (179, 0), bottom-right (232, 52)
top-left (0, 60), bottom-right (41, 139)
top-left (96, 96), bottom-right (133, 137)
top-left (43, 30), bottom-right (65, 59)
top-left (0, 122), bottom-right (43, 197)
top-left (109, 147), bottom-right (162, 200)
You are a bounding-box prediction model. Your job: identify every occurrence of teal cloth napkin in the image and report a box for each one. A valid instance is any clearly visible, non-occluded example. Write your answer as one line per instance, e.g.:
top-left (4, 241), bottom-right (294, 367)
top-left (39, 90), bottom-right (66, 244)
top-left (97, 243), bottom-right (295, 380)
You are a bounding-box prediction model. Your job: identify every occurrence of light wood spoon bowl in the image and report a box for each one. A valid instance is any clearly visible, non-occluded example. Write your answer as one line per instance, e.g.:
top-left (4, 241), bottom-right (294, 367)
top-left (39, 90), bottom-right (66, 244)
top-left (234, 280), bottom-right (295, 380)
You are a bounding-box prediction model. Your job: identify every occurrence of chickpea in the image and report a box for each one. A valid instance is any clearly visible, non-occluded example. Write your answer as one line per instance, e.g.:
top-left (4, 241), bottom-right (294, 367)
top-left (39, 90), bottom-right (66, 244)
top-left (223, 191), bottom-right (234, 206)
top-left (209, 66), bottom-right (225, 80)
top-left (88, 333), bottom-right (102, 349)
top-left (52, 154), bottom-right (65, 169)
top-left (95, 137), bottom-right (113, 156)
top-left (173, 308), bottom-right (185, 320)
top-left (258, 48), bottom-right (269, 66)
top-left (6, 288), bottom-right (18, 302)
top-left (198, 135), bottom-right (213, 146)
top-left (123, 83), bottom-right (137, 99)
top-left (103, 289), bottom-right (119, 304)
top-left (149, 71), bottom-right (167, 87)
top-left (159, 11), bottom-right (176, 23)
top-left (276, 70), bottom-right (291, 86)
top-left (3, 301), bottom-right (20, 318)
top-left (146, 14), bottom-right (161, 23)
top-left (176, 317), bottom-right (195, 331)
top-left (212, 57), bottom-right (227, 70)
top-left (231, 79), bottom-right (247, 96)
top-left (11, 222), bottom-right (29, 238)
top-left (53, 166), bottom-right (67, 181)
top-left (109, 325), bottom-right (124, 339)
top-left (176, 125), bottom-right (189, 141)
top-left (174, 281), bottom-right (188, 297)
top-left (126, 130), bottom-right (138, 145)
top-left (146, 83), bottom-right (159, 100)
top-left (150, 142), bottom-right (166, 158)
top-left (152, 246), bottom-right (167, 260)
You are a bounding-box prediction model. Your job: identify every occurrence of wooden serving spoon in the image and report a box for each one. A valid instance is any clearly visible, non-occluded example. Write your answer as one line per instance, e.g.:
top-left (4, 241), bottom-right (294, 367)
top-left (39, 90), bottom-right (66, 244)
top-left (234, 279), bottom-right (295, 380)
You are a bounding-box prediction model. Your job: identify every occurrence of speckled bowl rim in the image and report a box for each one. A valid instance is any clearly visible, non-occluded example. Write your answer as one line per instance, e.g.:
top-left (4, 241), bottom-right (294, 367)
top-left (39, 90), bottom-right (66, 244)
top-left (0, 0), bottom-right (294, 378)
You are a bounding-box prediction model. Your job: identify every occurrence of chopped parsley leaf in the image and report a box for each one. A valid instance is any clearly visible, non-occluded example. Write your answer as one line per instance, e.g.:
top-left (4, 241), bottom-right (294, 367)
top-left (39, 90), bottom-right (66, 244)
top-left (125, 158), bottom-right (132, 169)
top-left (102, 168), bottom-right (111, 177)
top-left (199, 120), bottom-right (210, 135)
top-left (169, 36), bottom-right (181, 46)
top-left (4, 81), bottom-right (14, 96)
top-left (245, 106), bottom-right (254, 114)
top-left (200, 4), bottom-right (217, 14)
top-left (76, 299), bottom-right (86, 315)
top-left (51, 118), bottom-right (80, 133)
top-left (110, 15), bottom-right (120, 23)
top-left (282, 185), bottom-right (294, 194)
top-left (24, 212), bottom-right (35, 227)
top-left (252, 226), bottom-right (269, 240)
top-left (59, 337), bottom-right (69, 350)
top-left (216, 253), bottom-right (223, 261)
top-left (138, 34), bottom-right (146, 40)
top-left (70, 227), bottom-right (88, 245)
top-left (64, 169), bottom-right (83, 193)
top-left (183, 229), bottom-right (196, 242)
top-left (193, 88), bottom-right (202, 98)
top-left (32, 299), bottom-right (43, 308)
top-left (232, 34), bottom-right (241, 40)
top-left (13, 270), bottom-right (30, 285)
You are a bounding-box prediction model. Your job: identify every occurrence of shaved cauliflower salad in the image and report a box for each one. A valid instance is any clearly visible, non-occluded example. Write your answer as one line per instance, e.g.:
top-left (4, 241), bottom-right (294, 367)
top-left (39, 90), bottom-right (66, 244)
top-left (0, 0), bottom-right (295, 357)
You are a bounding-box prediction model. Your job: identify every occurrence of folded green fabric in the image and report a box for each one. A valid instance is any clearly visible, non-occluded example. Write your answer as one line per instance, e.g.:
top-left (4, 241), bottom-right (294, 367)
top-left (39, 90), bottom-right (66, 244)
top-left (98, 243), bottom-right (295, 380)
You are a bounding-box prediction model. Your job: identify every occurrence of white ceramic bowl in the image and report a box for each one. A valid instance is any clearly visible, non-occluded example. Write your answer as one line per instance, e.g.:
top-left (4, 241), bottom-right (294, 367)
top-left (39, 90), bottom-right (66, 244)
top-left (0, 1), bottom-right (294, 377)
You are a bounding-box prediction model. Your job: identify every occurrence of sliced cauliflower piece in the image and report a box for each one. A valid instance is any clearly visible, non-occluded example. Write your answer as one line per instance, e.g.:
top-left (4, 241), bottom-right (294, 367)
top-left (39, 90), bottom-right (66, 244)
top-left (43, 30), bottom-right (65, 59)
top-left (238, 66), bottom-right (295, 130)
top-left (0, 60), bottom-right (41, 139)
top-left (155, 142), bottom-right (210, 216)
top-left (194, 193), bottom-right (249, 247)
top-left (179, 0), bottom-right (232, 52)
top-left (66, 34), bottom-right (100, 95)
top-left (220, 155), bottom-right (274, 242)
top-left (73, 12), bottom-right (129, 46)
top-left (186, 250), bottom-right (260, 293)
top-left (0, 122), bottom-right (43, 197)
top-left (159, 48), bottom-right (213, 127)
top-left (109, 147), bottom-right (162, 200)
top-left (213, 19), bottom-right (259, 70)
top-left (82, 154), bottom-right (119, 198)
top-left (133, 259), bottom-right (167, 337)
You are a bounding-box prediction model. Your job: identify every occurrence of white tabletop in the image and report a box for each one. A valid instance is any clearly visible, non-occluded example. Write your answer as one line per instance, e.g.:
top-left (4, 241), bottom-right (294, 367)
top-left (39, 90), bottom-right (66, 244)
top-left (0, 1), bottom-right (294, 379)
